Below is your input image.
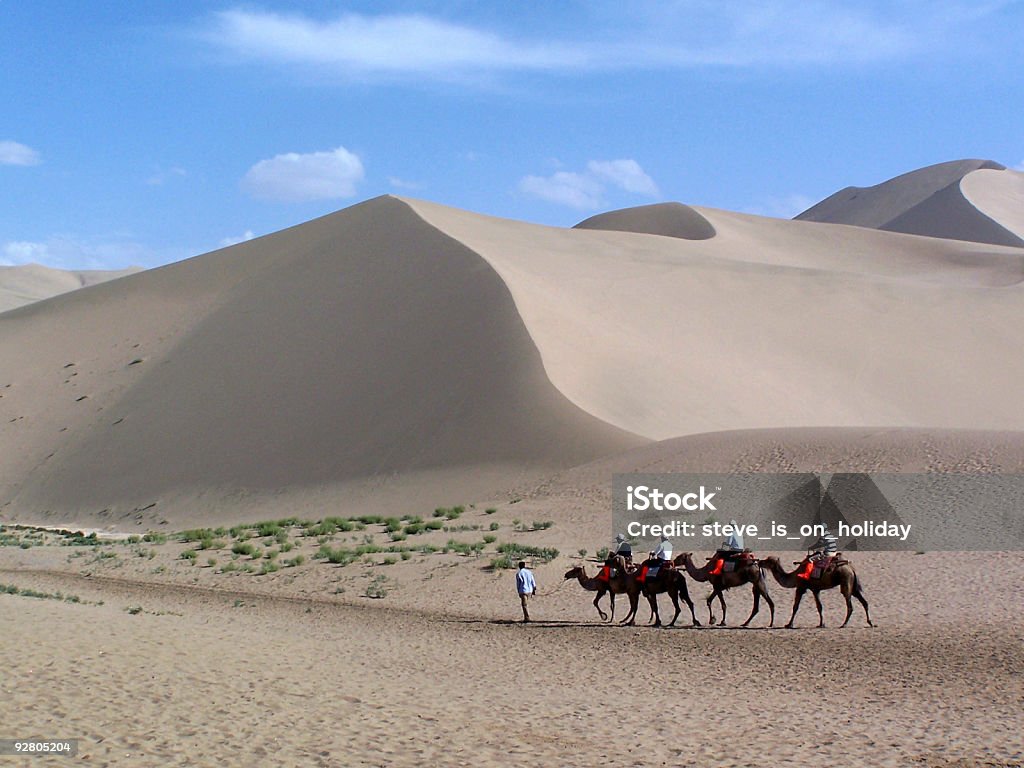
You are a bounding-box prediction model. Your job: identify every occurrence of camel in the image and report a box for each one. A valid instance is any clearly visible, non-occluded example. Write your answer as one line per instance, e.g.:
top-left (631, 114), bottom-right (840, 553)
top-left (564, 561), bottom-right (700, 628)
top-left (615, 557), bottom-right (700, 628)
top-left (759, 555), bottom-right (872, 629)
top-left (563, 564), bottom-right (637, 623)
top-left (676, 552), bottom-right (775, 628)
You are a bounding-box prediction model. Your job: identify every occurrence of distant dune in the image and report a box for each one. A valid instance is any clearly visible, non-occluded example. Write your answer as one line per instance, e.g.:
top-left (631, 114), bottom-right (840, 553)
top-left (796, 159), bottom-right (1024, 247)
top-left (0, 263), bottom-right (141, 314)
top-left (573, 202), bottom-right (716, 240)
top-left (4, 158), bottom-right (1024, 529)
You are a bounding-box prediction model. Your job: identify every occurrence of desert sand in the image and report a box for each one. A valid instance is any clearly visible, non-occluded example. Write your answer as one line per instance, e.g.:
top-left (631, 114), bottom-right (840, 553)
top-left (0, 263), bottom-right (140, 314)
top-left (2, 159), bottom-right (1023, 766)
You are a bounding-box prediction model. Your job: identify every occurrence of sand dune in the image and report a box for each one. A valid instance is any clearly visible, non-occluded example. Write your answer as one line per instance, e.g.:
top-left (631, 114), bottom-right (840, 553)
top-left (6, 186), bottom-right (1024, 527)
top-left (574, 201), bottom-right (716, 240)
top-left (0, 263), bottom-right (141, 313)
top-left (0, 197), bottom-right (641, 527)
top-left (796, 159), bottom-right (1024, 247)
top-left (961, 166), bottom-right (1024, 240)
top-left (408, 197), bottom-right (1024, 440)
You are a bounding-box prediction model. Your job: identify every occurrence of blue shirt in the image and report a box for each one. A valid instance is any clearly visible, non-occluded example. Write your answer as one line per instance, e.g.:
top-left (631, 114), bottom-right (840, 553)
top-left (516, 568), bottom-right (536, 595)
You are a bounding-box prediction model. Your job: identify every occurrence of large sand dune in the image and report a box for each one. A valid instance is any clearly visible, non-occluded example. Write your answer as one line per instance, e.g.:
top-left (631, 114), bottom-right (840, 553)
top-left (0, 197), bottom-right (641, 527)
top-left (0, 263), bottom-right (140, 313)
top-left (796, 159), bottom-right (1024, 247)
top-left (4, 165), bottom-right (1024, 529)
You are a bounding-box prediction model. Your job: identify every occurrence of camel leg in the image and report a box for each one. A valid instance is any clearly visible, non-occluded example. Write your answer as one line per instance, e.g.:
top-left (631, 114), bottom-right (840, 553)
top-left (852, 575), bottom-right (873, 627)
top-left (813, 590), bottom-right (825, 628)
top-left (839, 580), bottom-right (856, 628)
top-left (608, 592), bottom-right (616, 623)
top-left (593, 589), bottom-right (609, 622)
top-left (761, 578), bottom-right (776, 627)
top-left (741, 582), bottom-right (761, 628)
top-left (666, 588), bottom-right (681, 627)
top-left (786, 586), bottom-right (806, 629)
top-left (679, 579), bottom-right (701, 627)
top-left (620, 592), bottom-right (639, 626)
top-left (647, 591), bottom-right (661, 627)
top-left (717, 590), bottom-right (727, 626)
top-left (706, 591), bottom-right (716, 625)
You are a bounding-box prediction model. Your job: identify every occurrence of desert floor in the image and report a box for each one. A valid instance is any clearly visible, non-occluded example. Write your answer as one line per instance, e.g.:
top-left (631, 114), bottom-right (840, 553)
top-left (1, 530), bottom-right (1022, 768)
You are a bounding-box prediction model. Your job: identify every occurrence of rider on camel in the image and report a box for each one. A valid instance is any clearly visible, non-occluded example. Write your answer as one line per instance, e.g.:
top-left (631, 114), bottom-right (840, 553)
top-left (709, 520), bottom-right (745, 575)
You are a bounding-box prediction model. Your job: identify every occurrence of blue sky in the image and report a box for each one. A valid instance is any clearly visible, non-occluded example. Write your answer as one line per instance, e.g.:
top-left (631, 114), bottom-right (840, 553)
top-left (2, 1), bottom-right (1022, 269)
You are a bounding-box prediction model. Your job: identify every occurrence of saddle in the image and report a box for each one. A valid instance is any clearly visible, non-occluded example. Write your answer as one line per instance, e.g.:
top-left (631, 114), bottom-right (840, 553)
top-left (795, 553), bottom-right (846, 580)
top-left (708, 549), bottom-right (753, 576)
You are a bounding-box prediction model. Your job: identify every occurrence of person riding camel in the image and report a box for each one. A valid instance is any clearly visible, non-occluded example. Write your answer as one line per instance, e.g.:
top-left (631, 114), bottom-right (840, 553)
top-left (613, 533), bottom-right (633, 567)
top-left (709, 520), bottom-right (744, 576)
top-left (799, 524), bottom-right (839, 579)
top-left (639, 535), bottom-right (673, 583)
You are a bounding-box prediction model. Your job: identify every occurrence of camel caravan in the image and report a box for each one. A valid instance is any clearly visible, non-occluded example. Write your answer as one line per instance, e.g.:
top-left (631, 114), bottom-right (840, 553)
top-left (564, 526), bottom-right (873, 629)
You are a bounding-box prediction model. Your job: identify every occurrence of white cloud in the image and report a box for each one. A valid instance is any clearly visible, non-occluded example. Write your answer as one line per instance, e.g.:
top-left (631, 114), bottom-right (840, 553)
top-left (1014, 160), bottom-right (1024, 171)
top-left (519, 159), bottom-right (659, 211)
top-left (241, 146), bottom-right (365, 202)
top-left (146, 166), bottom-right (187, 186)
top-left (2, 236), bottom-right (159, 269)
top-left (206, 9), bottom-right (587, 77)
top-left (587, 159), bottom-right (660, 196)
top-left (0, 140), bottom-right (41, 166)
top-left (219, 230), bottom-right (255, 248)
top-left (519, 171), bottom-right (605, 210)
top-left (744, 193), bottom-right (818, 219)
top-left (197, 4), bottom-right (1001, 81)
top-left (2, 241), bottom-right (49, 265)
top-left (387, 176), bottom-right (422, 191)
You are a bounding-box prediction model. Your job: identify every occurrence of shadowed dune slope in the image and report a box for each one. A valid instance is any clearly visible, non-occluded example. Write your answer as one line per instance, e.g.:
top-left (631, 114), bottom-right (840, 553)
top-left (796, 159), bottom-right (1024, 247)
top-left (573, 202), bottom-right (716, 240)
top-left (0, 263), bottom-right (142, 313)
top-left (0, 196), bottom-right (643, 524)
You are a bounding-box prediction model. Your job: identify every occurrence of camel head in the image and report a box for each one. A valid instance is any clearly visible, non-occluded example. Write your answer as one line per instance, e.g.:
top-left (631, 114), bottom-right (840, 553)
top-left (674, 552), bottom-right (692, 566)
top-left (758, 555), bottom-right (780, 568)
top-left (563, 566), bottom-right (584, 580)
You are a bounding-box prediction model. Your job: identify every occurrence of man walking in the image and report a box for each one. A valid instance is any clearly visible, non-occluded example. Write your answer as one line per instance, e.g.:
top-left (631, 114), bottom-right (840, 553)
top-left (516, 560), bottom-right (537, 623)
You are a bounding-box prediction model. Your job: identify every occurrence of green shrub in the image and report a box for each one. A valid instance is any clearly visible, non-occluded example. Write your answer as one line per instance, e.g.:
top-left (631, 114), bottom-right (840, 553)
top-left (180, 549), bottom-right (198, 561)
top-left (484, 508), bottom-right (497, 515)
top-left (232, 541), bottom-right (257, 557)
top-left (483, 535), bottom-right (497, 544)
top-left (489, 522), bottom-right (500, 531)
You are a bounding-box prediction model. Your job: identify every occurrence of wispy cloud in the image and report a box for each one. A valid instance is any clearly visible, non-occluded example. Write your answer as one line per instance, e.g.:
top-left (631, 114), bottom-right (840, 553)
top-left (388, 176), bottom-right (423, 191)
top-left (744, 193), bottom-right (818, 219)
top-left (0, 140), bottom-right (41, 166)
top-left (218, 230), bottom-right (255, 248)
top-left (146, 166), bottom-right (188, 186)
top-left (241, 146), bottom-right (364, 202)
top-left (519, 158), bottom-right (659, 210)
top-left (2, 236), bottom-right (157, 269)
top-left (196, 3), bottom-right (1003, 82)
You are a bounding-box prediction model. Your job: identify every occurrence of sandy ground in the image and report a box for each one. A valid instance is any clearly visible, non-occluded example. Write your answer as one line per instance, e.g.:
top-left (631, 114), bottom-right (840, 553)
top-left (1, 539), bottom-right (1022, 767)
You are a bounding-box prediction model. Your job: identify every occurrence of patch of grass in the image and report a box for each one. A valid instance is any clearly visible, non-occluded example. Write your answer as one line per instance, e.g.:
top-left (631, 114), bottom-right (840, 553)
top-left (577, 549), bottom-right (588, 559)
top-left (284, 554), bottom-right (306, 568)
top-left (381, 556), bottom-right (397, 566)
top-left (491, 542), bottom-right (559, 569)
top-left (365, 574), bottom-right (393, 599)
top-left (142, 532), bottom-right (167, 544)
top-left (484, 508), bottom-right (497, 515)
top-left (231, 541), bottom-right (258, 557)
top-left (425, 519), bottom-right (444, 531)
top-left (1, 583), bottom-right (87, 604)
top-left (403, 522), bottom-right (424, 536)
top-left (180, 549), bottom-right (198, 561)
top-left (596, 547), bottom-right (610, 561)
top-left (488, 522), bottom-right (500, 531)
top-left (259, 560), bottom-right (280, 575)
top-left (400, 551), bottom-right (411, 561)
top-left (483, 535), bottom-right (497, 544)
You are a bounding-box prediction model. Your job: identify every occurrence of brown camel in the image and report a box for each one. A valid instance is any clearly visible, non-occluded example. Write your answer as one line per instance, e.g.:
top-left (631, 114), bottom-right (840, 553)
top-left (759, 556), bottom-right (872, 629)
top-left (563, 565), bottom-right (638, 623)
top-left (619, 557), bottom-right (701, 628)
top-left (676, 552), bottom-right (775, 627)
